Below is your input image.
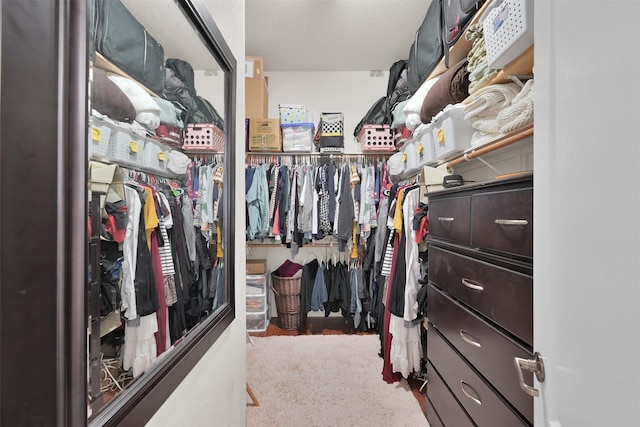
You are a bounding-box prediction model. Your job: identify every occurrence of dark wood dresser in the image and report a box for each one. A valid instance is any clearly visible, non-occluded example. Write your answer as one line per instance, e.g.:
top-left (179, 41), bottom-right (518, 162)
top-left (425, 173), bottom-right (534, 426)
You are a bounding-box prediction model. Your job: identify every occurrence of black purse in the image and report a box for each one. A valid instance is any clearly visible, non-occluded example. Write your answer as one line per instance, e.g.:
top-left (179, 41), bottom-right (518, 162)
top-left (442, 0), bottom-right (486, 67)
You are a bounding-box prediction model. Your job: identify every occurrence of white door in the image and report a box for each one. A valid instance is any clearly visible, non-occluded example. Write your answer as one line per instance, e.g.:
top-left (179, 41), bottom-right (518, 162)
top-left (534, 0), bottom-right (640, 425)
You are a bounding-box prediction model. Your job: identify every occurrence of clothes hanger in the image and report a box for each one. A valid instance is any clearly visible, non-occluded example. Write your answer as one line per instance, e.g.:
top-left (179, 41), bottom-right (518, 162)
top-left (303, 251), bottom-right (320, 265)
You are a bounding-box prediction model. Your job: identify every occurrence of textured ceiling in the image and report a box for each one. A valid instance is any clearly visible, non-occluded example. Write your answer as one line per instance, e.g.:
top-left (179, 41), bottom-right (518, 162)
top-left (246, 0), bottom-right (432, 72)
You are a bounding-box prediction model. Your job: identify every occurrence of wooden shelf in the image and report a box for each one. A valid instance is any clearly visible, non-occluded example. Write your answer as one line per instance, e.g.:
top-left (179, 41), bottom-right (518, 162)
top-left (473, 45), bottom-right (534, 95)
top-left (443, 125), bottom-right (533, 168)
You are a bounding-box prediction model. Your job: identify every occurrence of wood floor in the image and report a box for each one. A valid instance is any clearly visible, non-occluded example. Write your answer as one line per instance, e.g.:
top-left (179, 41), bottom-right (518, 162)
top-left (249, 315), bottom-right (427, 414)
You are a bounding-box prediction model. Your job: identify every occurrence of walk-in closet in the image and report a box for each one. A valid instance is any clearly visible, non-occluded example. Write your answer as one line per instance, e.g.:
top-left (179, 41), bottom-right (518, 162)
top-left (1, 1), bottom-right (640, 426)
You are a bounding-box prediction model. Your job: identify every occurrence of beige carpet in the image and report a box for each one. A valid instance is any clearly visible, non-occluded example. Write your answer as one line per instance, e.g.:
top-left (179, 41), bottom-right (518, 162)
top-left (246, 334), bottom-right (428, 427)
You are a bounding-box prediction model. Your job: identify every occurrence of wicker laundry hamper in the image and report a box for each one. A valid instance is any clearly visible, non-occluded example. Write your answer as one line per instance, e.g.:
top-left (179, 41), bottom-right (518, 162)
top-left (271, 273), bottom-right (305, 330)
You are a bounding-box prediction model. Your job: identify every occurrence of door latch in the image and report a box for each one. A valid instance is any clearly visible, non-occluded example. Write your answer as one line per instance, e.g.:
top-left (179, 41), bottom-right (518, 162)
top-left (514, 351), bottom-right (545, 397)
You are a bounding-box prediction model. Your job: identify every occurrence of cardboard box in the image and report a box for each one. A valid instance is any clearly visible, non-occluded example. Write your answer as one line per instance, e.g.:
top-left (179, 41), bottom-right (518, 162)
top-left (245, 56), bottom-right (264, 79)
top-left (248, 119), bottom-right (282, 152)
top-left (245, 77), bottom-right (268, 119)
top-left (89, 161), bottom-right (126, 214)
top-left (279, 104), bottom-right (307, 124)
top-left (246, 259), bottom-right (267, 275)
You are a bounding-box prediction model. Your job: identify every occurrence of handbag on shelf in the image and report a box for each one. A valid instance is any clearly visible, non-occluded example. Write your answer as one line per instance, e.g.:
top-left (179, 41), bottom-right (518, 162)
top-left (442, 0), bottom-right (486, 67)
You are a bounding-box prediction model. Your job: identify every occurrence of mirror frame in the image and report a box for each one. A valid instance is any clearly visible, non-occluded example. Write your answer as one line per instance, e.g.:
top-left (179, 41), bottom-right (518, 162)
top-left (0, 0), bottom-right (235, 424)
top-left (88, 0), bottom-right (237, 425)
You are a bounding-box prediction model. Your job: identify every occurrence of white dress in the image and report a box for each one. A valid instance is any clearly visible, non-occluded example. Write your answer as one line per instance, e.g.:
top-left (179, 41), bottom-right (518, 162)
top-left (389, 188), bottom-right (423, 377)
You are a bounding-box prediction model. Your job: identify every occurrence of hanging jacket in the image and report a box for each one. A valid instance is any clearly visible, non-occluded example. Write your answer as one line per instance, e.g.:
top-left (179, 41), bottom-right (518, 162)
top-left (133, 187), bottom-right (160, 317)
top-left (337, 164), bottom-right (355, 249)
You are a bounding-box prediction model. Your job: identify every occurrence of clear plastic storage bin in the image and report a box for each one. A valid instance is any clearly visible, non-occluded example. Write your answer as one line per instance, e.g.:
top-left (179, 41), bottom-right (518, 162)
top-left (247, 309), bottom-right (269, 332)
top-left (246, 274), bottom-right (267, 295)
top-left (282, 123), bottom-right (315, 152)
top-left (246, 295), bottom-right (267, 313)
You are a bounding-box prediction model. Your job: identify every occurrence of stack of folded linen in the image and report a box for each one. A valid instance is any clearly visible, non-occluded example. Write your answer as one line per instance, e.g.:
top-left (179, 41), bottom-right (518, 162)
top-left (465, 23), bottom-right (500, 94)
top-left (464, 79), bottom-right (534, 147)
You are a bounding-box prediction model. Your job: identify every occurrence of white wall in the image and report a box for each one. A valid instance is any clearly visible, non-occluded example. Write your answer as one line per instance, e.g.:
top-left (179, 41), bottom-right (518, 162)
top-left (264, 71), bottom-right (389, 152)
top-left (146, 1), bottom-right (247, 426)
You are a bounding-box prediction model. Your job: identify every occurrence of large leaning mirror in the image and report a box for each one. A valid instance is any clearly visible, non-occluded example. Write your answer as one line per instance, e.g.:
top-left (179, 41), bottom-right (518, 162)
top-left (86, 0), bottom-right (236, 423)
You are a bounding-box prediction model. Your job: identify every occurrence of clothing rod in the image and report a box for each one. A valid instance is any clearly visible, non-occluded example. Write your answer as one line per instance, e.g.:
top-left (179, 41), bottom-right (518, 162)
top-left (445, 125), bottom-right (534, 169)
top-left (247, 243), bottom-right (337, 247)
top-left (246, 151), bottom-right (393, 157)
top-left (120, 166), bottom-right (183, 186)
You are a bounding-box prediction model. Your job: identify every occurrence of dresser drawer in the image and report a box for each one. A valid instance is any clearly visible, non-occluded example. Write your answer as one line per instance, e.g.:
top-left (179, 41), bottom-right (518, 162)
top-left (425, 397), bottom-right (444, 427)
top-left (428, 195), bottom-right (471, 245)
top-left (428, 284), bottom-right (533, 423)
top-left (427, 359), bottom-right (475, 427)
top-left (428, 245), bottom-right (533, 345)
top-left (427, 326), bottom-right (530, 427)
top-left (471, 187), bottom-right (533, 258)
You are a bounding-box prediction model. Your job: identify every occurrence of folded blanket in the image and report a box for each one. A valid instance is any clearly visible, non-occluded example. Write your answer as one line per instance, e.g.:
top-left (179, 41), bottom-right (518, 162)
top-left (403, 76), bottom-right (440, 131)
top-left (496, 79), bottom-right (534, 133)
top-left (108, 74), bottom-right (161, 130)
top-left (470, 130), bottom-right (505, 147)
top-left (91, 68), bottom-right (136, 123)
top-left (467, 79), bottom-right (535, 146)
top-left (469, 66), bottom-right (500, 94)
top-left (152, 96), bottom-right (184, 128)
top-left (464, 82), bottom-right (521, 119)
top-left (420, 58), bottom-right (470, 124)
top-left (391, 99), bottom-right (409, 129)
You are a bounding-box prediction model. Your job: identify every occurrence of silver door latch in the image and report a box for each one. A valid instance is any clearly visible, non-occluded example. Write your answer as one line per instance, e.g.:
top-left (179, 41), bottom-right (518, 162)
top-left (514, 351), bottom-right (545, 397)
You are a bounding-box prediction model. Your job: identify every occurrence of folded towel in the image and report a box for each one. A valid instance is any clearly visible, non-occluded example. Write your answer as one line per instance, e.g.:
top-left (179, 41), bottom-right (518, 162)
top-left (152, 96), bottom-right (184, 128)
top-left (497, 80), bottom-right (534, 133)
top-left (470, 130), bottom-right (506, 147)
top-left (405, 112), bottom-right (423, 132)
top-left (467, 79), bottom-right (535, 146)
top-left (391, 99), bottom-right (410, 129)
top-left (108, 74), bottom-right (161, 130)
top-left (464, 82), bottom-right (521, 118)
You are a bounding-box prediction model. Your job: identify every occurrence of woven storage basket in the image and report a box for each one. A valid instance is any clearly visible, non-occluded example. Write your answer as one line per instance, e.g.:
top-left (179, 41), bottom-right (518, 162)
top-left (271, 273), bottom-right (304, 330)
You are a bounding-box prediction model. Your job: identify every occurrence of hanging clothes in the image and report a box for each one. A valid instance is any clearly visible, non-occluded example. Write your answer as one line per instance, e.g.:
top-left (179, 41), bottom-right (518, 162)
top-left (300, 259), bottom-right (319, 315)
top-left (246, 164), bottom-right (270, 240)
top-left (389, 187), bottom-right (423, 378)
top-left (310, 261), bottom-right (328, 312)
top-left (336, 164), bottom-right (354, 251)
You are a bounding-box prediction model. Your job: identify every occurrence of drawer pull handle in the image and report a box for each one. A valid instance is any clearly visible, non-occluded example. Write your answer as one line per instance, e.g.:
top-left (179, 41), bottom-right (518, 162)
top-left (460, 381), bottom-right (482, 405)
top-left (438, 216), bottom-right (455, 222)
top-left (460, 329), bottom-right (481, 348)
top-left (461, 278), bottom-right (483, 291)
top-left (495, 219), bottom-right (528, 226)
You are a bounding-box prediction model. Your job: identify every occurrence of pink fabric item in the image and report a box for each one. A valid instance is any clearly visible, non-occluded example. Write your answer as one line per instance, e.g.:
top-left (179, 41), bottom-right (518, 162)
top-left (150, 220), bottom-right (168, 356)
